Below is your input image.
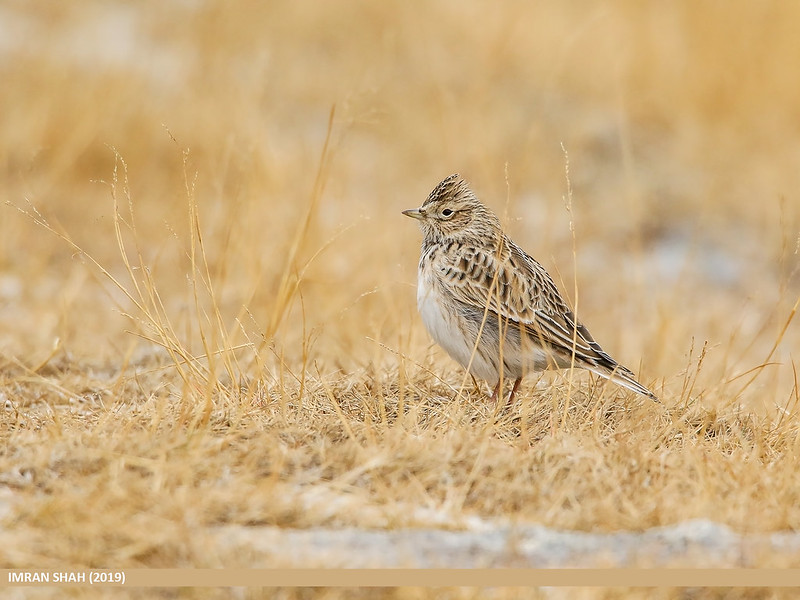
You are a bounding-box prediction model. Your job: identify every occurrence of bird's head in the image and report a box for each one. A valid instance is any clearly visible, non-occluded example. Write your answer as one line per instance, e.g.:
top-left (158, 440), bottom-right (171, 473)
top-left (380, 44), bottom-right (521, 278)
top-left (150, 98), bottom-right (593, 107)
top-left (402, 174), bottom-right (501, 242)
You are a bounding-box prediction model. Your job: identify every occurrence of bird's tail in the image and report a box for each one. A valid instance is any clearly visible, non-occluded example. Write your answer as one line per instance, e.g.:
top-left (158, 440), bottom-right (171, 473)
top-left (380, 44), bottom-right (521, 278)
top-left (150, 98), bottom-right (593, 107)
top-left (584, 364), bottom-right (659, 402)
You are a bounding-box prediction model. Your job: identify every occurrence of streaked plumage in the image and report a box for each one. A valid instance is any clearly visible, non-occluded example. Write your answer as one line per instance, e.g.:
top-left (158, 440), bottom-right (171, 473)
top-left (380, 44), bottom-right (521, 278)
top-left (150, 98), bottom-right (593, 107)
top-left (403, 173), bottom-right (657, 403)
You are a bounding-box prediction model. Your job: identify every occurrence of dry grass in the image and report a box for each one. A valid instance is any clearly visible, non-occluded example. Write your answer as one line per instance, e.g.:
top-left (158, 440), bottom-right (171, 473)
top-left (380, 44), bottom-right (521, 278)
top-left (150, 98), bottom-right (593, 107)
top-left (2, 0), bottom-right (800, 586)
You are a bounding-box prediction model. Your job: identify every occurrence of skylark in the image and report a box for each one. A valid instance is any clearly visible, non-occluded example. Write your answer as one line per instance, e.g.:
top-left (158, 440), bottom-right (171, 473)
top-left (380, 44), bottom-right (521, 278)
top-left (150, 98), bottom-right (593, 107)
top-left (403, 173), bottom-right (657, 404)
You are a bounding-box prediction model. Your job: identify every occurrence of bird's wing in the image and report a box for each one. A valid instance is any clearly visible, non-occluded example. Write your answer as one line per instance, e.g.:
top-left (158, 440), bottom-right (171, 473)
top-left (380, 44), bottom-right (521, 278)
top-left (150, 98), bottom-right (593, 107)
top-left (439, 241), bottom-right (621, 369)
top-left (438, 239), bottom-right (658, 400)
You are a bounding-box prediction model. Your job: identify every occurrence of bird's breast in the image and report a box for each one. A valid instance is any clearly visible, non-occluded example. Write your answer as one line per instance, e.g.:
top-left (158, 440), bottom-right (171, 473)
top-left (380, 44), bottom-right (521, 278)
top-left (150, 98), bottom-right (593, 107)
top-left (416, 267), bottom-right (498, 381)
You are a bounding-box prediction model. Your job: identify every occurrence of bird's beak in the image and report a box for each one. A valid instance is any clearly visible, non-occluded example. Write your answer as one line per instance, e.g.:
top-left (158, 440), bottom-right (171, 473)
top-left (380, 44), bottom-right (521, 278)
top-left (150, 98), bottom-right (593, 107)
top-left (402, 207), bottom-right (424, 220)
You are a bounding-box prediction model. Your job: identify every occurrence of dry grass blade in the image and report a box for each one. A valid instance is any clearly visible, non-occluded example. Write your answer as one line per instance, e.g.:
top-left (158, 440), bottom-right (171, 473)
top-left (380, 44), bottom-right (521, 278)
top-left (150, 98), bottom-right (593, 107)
top-left (729, 293), bottom-right (800, 403)
top-left (264, 105), bottom-right (338, 341)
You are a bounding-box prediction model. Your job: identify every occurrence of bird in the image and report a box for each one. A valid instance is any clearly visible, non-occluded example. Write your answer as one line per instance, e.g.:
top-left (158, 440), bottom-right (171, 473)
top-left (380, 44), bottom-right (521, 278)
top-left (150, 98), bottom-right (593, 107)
top-left (403, 173), bottom-right (658, 405)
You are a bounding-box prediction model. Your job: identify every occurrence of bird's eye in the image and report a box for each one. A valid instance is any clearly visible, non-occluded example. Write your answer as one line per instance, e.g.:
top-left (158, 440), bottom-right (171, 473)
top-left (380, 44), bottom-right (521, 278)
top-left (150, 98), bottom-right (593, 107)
top-left (441, 209), bottom-right (454, 218)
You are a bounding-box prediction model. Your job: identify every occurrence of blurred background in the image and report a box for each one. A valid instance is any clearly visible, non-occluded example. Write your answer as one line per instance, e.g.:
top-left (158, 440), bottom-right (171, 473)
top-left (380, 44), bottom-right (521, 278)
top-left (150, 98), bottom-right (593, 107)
top-left (1, 0), bottom-right (798, 403)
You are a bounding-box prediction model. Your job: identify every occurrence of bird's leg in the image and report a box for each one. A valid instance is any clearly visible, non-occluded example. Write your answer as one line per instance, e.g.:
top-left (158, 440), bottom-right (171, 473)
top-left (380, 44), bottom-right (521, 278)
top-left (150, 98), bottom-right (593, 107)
top-left (490, 380), bottom-right (502, 403)
top-left (506, 377), bottom-right (523, 407)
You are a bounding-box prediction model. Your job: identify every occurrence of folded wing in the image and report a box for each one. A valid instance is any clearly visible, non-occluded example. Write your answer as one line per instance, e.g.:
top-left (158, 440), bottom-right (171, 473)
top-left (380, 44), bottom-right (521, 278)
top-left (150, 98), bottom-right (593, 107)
top-left (439, 240), bottom-right (657, 400)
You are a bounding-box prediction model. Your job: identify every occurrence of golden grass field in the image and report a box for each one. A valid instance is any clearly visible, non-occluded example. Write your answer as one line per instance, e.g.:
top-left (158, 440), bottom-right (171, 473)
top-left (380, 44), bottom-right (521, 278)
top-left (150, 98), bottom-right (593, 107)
top-left (2, 0), bottom-right (800, 598)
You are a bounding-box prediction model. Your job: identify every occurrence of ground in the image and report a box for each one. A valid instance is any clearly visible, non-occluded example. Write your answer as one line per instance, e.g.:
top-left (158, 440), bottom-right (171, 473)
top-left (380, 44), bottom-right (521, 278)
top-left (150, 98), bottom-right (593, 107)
top-left (1, 1), bottom-right (800, 598)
